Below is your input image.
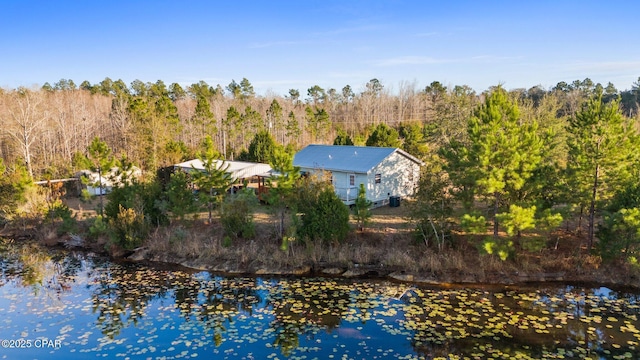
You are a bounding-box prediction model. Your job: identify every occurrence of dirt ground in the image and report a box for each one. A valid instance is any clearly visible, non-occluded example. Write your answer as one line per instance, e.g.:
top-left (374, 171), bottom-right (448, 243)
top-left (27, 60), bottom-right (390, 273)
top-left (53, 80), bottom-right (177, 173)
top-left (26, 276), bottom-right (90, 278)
top-left (63, 197), bottom-right (102, 219)
top-left (64, 195), bottom-right (414, 232)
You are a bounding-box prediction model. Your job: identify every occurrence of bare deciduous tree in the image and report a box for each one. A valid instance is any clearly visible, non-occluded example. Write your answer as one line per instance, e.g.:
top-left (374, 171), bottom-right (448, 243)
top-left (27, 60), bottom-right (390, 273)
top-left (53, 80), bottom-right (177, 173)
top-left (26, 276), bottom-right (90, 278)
top-left (3, 88), bottom-right (47, 178)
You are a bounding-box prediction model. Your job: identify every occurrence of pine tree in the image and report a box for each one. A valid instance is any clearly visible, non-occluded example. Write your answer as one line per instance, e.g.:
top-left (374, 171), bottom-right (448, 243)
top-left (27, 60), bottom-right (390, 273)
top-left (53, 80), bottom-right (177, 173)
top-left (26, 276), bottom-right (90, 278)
top-left (266, 99), bottom-right (284, 143)
top-left (266, 148), bottom-right (301, 248)
top-left (192, 95), bottom-right (215, 136)
top-left (297, 183), bottom-right (350, 244)
top-left (223, 106), bottom-right (241, 159)
top-left (333, 129), bottom-right (354, 145)
top-left (191, 136), bottom-right (233, 224)
top-left (0, 159), bottom-right (33, 221)
top-left (166, 171), bottom-right (197, 222)
top-left (366, 123), bottom-right (401, 148)
top-left (246, 130), bottom-right (278, 163)
top-left (566, 91), bottom-right (639, 249)
top-left (443, 86), bottom-right (543, 238)
top-left (305, 106), bottom-right (330, 143)
top-left (127, 81), bottom-right (181, 169)
top-left (399, 122), bottom-right (427, 158)
top-left (86, 137), bottom-right (115, 216)
top-left (353, 183), bottom-right (372, 231)
top-left (285, 111), bottom-right (301, 146)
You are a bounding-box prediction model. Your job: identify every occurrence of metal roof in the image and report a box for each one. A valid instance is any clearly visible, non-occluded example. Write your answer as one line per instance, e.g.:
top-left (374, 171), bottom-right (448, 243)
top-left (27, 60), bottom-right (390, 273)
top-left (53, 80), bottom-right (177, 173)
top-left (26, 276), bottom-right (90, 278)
top-left (293, 145), bottom-right (424, 174)
top-left (74, 167), bottom-right (142, 187)
top-left (174, 159), bottom-right (272, 180)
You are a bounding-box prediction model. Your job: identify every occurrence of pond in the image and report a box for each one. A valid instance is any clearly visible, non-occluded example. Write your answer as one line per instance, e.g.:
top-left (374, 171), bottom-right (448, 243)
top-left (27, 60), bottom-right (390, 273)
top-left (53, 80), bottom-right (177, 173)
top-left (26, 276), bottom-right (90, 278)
top-left (1, 241), bottom-right (639, 359)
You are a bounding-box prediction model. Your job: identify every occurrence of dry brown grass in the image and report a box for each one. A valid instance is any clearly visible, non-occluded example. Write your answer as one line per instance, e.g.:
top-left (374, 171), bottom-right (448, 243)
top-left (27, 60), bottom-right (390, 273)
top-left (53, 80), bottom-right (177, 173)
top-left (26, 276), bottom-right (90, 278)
top-left (140, 206), bottom-right (502, 280)
top-left (141, 204), bottom-right (422, 273)
top-left (58, 197), bottom-right (637, 285)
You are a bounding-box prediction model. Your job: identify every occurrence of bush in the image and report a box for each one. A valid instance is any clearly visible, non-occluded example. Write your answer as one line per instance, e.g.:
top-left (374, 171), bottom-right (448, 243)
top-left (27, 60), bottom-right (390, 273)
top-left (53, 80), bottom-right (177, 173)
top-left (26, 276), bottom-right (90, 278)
top-left (0, 161), bottom-right (33, 221)
top-left (352, 184), bottom-right (372, 231)
top-left (109, 205), bottom-right (148, 250)
top-left (220, 190), bottom-right (257, 240)
top-left (88, 215), bottom-right (109, 240)
top-left (461, 213), bottom-right (487, 234)
top-left (410, 166), bottom-right (454, 251)
top-left (597, 183), bottom-right (640, 261)
top-left (103, 178), bottom-right (169, 248)
top-left (297, 182), bottom-right (350, 244)
top-left (104, 183), bottom-right (139, 220)
top-left (169, 225), bottom-right (188, 245)
top-left (496, 205), bottom-right (536, 237)
top-left (222, 236), bottom-right (233, 248)
top-left (105, 179), bottom-right (168, 227)
top-left (598, 207), bottom-right (640, 261)
top-left (520, 236), bottom-right (547, 252)
top-left (166, 171), bottom-right (197, 221)
top-left (480, 237), bottom-right (514, 261)
top-left (45, 202), bottom-right (76, 235)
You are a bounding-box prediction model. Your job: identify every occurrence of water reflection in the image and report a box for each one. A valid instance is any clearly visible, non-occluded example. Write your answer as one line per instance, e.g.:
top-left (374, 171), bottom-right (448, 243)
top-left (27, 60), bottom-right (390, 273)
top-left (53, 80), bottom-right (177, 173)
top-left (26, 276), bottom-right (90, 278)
top-left (90, 263), bottom-right (174, 338)
top-left (398, 286), bottom-right (640, 359)
top-left (0, 239), bottom-right (80, 294)
top-left (265, 278), bottom-right (352, 355)
top-left (0, 241), bottom-right (639, 359)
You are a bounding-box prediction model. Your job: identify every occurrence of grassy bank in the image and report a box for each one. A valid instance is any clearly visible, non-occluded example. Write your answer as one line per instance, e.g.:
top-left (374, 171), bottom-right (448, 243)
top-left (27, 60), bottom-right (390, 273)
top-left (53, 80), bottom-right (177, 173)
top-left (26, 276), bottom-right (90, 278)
top-left (118, 204), bottom-right (638, 287)
top-left (3, 198), bottom-right (637, 288)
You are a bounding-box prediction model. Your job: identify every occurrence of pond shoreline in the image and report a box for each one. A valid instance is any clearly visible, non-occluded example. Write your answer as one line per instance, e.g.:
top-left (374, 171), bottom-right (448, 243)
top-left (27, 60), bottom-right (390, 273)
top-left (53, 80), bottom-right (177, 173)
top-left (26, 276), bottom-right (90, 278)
top-left (11, 197), bottom-right (628, 290)
top-left (5, 226), bottom-right (639, 290)
top-left (124, 244), bottom-right (640, 290)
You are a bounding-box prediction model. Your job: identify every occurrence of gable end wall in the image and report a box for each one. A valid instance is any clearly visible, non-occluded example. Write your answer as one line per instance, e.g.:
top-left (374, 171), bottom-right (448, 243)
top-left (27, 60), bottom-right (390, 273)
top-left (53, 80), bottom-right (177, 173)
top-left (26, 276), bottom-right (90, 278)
top-left (298, 151), bottom-right (421, 205)
top-left (368, 152), bottom-right (420, 202)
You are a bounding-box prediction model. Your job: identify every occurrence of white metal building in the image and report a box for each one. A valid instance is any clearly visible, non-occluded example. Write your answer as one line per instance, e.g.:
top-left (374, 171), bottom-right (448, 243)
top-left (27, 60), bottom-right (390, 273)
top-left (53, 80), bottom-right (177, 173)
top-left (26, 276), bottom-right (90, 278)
top-left (293, 145), bottom-right (424, 207)
top-left (173, 159), bottom-right (272, 181)
top-left (75, 167), bottom-right (142, 196)
top-left (173, 159), bottom-right (273, 195)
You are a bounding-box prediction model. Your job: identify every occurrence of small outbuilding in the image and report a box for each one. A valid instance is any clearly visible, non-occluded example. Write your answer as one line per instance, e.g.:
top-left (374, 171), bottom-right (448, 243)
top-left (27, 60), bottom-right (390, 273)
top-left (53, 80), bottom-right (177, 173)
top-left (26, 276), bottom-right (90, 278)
top-left (173, 159), bottom-right (272, 193)
top-left (293, 145), bottom-right (424, 207)
top-left (75, 166), bottom-right (142, 196)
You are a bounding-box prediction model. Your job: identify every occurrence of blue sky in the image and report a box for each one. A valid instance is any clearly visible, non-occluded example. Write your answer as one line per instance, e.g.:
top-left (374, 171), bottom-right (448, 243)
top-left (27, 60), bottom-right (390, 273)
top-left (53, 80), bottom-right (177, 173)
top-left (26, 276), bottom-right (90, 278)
top-left (2, 0), bottom-right (639, 95)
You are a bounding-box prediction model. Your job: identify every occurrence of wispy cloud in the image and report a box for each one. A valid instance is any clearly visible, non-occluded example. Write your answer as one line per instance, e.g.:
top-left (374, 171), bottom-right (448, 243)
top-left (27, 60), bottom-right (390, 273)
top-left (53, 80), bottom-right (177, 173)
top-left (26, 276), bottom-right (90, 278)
top-left (249, 22), bottom-right (383, 49)
top-left (566, 60), bottom-right (640, 72)
top-left (374, 56), bottom-right (448, 66)
top-left (312, 24), bottom-right (385, 37)
top-left (248, 40), bottom-right (308, 49)
top-left (470, 55), bottom-right (525, 62)
top-left (414, 32), bottom-right (439, 38)
top-left (374, 54), bottom-right (524, 67)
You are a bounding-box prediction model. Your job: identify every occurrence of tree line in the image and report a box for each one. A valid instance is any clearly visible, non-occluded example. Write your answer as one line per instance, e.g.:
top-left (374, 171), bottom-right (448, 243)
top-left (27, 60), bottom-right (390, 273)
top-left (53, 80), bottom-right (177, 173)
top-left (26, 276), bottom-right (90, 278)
top-left (1, 77), bottom-right (638, 180)
top-left (1, 76), bottom-right (640, 264)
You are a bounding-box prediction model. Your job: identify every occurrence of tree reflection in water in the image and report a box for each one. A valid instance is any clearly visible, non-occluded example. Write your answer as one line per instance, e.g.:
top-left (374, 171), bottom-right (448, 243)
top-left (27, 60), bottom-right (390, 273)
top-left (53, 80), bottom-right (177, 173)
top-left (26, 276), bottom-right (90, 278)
top-left (0, 240), bottom-right (80, 296)
top-left (1, 242), bottom-right (640, 359)
top-left (176, 277), bottom-right (262, 347)
top-left (265, 278), bottom-right (351, 355)
top-left (400, 285), bottom-right (640, 359)
top-left (90, 262), bottom-right (175, 338)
